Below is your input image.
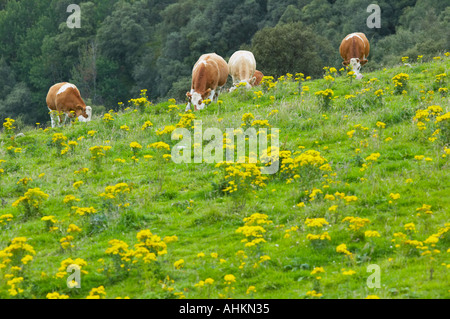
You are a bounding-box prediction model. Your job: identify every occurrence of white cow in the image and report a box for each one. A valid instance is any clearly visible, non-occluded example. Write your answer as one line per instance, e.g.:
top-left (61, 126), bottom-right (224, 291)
top-left (228, 50), bottom-right (257, 91)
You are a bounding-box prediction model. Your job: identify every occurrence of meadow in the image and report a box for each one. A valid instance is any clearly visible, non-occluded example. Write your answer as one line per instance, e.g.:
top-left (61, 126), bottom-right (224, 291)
top-left (0, 54), bottom-right (449, 299)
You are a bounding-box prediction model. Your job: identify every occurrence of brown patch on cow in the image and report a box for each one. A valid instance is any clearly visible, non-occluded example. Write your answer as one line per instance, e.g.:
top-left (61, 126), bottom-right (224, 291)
top-left (253, 70), bottom-right (264, 87)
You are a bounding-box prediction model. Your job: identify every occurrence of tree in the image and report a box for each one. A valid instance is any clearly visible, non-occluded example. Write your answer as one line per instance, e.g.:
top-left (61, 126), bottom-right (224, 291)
top-left (251, 22), bottom-right (334, 78)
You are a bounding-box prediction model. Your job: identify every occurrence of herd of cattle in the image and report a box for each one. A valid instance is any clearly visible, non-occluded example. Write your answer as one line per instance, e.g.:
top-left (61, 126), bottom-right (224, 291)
top-left (46, 32), bottom-right (370, 127)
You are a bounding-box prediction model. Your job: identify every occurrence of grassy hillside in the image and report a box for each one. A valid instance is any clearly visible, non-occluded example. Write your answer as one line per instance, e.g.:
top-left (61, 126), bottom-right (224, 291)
top-left (0, 54), bottom-right (449, 299)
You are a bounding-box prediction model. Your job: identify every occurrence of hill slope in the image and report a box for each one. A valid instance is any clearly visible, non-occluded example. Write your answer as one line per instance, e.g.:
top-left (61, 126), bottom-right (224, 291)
top-left (0, 55), bottom-right (449, 299)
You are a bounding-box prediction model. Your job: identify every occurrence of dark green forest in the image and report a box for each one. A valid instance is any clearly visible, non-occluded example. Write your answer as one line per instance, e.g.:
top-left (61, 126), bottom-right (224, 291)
top-left (0, 0), bottom-right (449, 124)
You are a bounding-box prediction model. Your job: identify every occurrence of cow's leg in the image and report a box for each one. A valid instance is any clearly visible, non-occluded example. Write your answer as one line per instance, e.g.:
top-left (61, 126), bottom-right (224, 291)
top-left (58, 113), bottom-right (64, 127)
top-left (49, 109), bottom-right (57, 128)
top-left (208, 89), bottom-right (215, 102)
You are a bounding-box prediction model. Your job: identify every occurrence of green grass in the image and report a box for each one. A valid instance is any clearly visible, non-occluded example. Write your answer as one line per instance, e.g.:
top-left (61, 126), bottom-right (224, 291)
top-left (0, 56), bottom-right (449, 299)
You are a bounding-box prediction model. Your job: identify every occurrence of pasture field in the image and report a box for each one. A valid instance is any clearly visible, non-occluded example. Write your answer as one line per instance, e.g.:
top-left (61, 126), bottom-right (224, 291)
top-left (0, 55), bottom-right (449, 299)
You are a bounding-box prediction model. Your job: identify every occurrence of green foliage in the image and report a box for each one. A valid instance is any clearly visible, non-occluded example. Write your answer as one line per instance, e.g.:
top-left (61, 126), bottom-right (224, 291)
top-left (251, 22), bottom-right (334, 78)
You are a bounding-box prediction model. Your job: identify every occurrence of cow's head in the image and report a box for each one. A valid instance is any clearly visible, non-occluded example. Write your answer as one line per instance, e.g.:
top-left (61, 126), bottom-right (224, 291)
top-left (78, 106), bottom-right (92, 123)
top-left (350, 58), bottom-right (361, 72)
top-left (68, 104), bottom-right (89, 119)
top-left (344, 58), bottom-right (368, 80)
top-left (231, 79), bottom-right (255, 91)
top-left (186, 89), bottom-right (211, 111)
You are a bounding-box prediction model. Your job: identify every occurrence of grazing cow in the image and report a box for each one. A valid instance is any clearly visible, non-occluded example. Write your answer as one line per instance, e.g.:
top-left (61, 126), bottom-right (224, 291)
top-left (46, 82), bottom-right (92, 128)
top-left (339, 32), bottom-right (370, 80)
top-left (228, 50), bottom-right (257, 91)
top-left (252, 70), bottom-right (264, 87)
top-left (186, 53), bottom-right (229, 111)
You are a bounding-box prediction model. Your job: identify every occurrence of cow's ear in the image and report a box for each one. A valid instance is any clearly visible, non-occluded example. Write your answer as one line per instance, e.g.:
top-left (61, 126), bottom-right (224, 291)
top-left (361, 59), bottom-right (368, 66)
top-left (205, 88), bottom-right (212, 96)
top-left (342, 61), bottom-right (349, 66)
top-left (356, 58), bottom-right (360, 63)
top-left (250, 76), bottom-right (257, 85)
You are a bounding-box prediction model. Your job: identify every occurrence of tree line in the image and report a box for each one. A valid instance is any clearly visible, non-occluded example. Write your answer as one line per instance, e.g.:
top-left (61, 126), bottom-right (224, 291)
top-left (0, 0), bottom-right (448, 125)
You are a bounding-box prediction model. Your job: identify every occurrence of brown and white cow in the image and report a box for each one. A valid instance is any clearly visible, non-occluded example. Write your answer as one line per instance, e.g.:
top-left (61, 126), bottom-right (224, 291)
top-left (46, 82), bottom-right (92, 127)
top-left (339, 32), bottom-right (370, 80)
top-left (228, 50), bottom-right (257, 91)
top-left (252, 70), bottom-right (264, 87)
top-left (186, 53), bottom-right (229, 111)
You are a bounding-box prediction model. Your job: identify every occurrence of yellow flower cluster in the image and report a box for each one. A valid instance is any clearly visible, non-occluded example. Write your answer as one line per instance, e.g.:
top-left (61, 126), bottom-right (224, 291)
top-left (195, 278), bottom-right (215, 288)
top-left (56, 258), bottom-right (88, 279)
top-left (130, 142), bottom-right (142, 149)
top-left (336, 243), bottom-right (352, 257)
top-left (87, 286), bottom-right (107, 299)
top-left (241, 113), bottom-right (255, 126)
top-left (315, 89), bottom-right (334, 99)
top-left (273, 149), bottom-right (329, 181)
top-left (17, 177), bottom-right (33, 186)
top-left (41, 215), bottom-right (59, 232)
top-left (47, 292), bottom-right (69, 299)
top-left (63, 195), bottom-right (80, 205)
top-left (129, 90), bottom-right (152, 112)
top-left (310, 266), bottom-right (325, 275)
top-left (284, 226), bottom-right (299, 239)
top-left (306, 290), bottom-right (323, 298)
top-left (71, 206), bottom-right (98, 216)
top-left (105, 239), bottom-right (134, 269)
top-left (147, 142), bottom-right (171, 151)
top-left (134, 229), bottom-right (169, 263)
top-left (365, 230), bottom-right (381, 238)
top-left (305, 218), bottom-right (329, 228)
top-left (261, 76), bottom-right (276, 91)
top-left (89, 145), bottom-right (112, 160)
top-left (251, 119), bottom-right (271, 128)
top-left (3, 118), bottom-right (16, 132)
top-left (12, 188), bottom-right (49, 211)
top-left (236, 213), bottom-right (272, 248)
top-left (342, 216), bottom-right (371, 232)
top-left (217, 161), bottom-right (268, 194)
top-left (0, 214), bottom-right (14, 226)
top-left (174, 259), bottom-right (184, 269)
top-left (156, 125), bottom-right (176, 136)
top-left (416, 204), bottom-right (432, 215)
top-left (0, 237), bottom-right (36, 273)
top-left (224, 274), bottom-right (236, 284)
top-left (176, 112), bottom-right (196, 129)
top-left (435, 73), bottom-right (447, 84)
top-left (306, 232), bottom-right (331, 241)
top-left (99, 183), bottom-right (131, 208)
top-left (392, 73), bottom-right (409, 90)
top-left (6, 276), bottom-right (24, 296)
top-left (142, 120), bottom-right (153, 130)
top-left (342, 269), bottom-right (356, 276)
top-left (102, 112), bottom-right (114, 123)
top-left (67, 224), bottom-right (82, 233)
top-left (60, 236), bottom-right (74, 250)
top-left (6, 146), bottom-right (22, 155)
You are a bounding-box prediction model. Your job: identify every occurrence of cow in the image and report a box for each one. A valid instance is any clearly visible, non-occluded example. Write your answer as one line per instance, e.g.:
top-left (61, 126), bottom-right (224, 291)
top-left (228, 50), bottom-right (257, 91)
top-left (46, 82), bottom-right (92, 128)
top-left (339, 32), bottom-right (370, 80)
top-left (252, 70), bottom-right (264, 87)
top-left (186, 53), bottom-right (229, 111)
